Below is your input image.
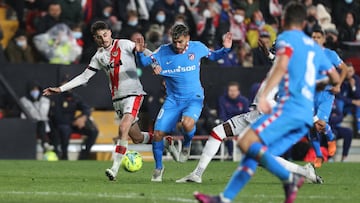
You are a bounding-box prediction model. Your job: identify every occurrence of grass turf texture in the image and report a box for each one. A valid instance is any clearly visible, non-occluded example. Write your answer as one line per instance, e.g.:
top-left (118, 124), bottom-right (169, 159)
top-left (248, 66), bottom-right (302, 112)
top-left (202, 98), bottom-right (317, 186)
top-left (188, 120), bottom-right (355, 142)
top-left (0, 160), bottom-right (359, 203)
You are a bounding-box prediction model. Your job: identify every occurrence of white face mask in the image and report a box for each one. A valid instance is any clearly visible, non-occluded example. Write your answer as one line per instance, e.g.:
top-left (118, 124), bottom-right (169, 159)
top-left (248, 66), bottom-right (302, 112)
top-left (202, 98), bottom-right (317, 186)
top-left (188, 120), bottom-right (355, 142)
top-left (357, 34), bottom-right (360, 41)
top-left (30, 90), bottom-right (40, 99)
top-left (234, 15), bottom-right (244, 23)
top-left (16, 40), bottom-right (27, 47)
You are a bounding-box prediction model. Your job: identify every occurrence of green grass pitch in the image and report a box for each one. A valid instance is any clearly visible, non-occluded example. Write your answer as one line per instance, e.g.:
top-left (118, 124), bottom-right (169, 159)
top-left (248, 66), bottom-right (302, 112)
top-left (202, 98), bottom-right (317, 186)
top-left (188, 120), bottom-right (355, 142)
top-left (0, 160), bottom-right (359, 203)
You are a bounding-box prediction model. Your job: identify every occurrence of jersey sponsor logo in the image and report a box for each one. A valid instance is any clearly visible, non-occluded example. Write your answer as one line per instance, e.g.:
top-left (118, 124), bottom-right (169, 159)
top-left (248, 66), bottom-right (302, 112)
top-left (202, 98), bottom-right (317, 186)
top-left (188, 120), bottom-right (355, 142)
top-left (188, 53), bottom-right (195, 60)
top-left (162, 65), bottom-right (196, 74)
top-left (166, 61), bottom-right (173, 65)
top-left (112, 51), bottom-right (118, 57)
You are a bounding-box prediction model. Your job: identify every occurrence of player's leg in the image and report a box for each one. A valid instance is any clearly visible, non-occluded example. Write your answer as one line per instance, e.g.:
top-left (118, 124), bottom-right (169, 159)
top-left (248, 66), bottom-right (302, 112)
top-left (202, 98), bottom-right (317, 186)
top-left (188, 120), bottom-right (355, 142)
top-left (105, 96), bottom-right (139, 181)
top-left (176, 111), bottom-right (260, 183)
top-left (128, 122), bottom-right (154, 144)
top-left (323, 123), bottom-right (336, 157)
top-left (152, 99), bottom-right (181, 182)
top-left (308, 125), bottom-right (324, 168)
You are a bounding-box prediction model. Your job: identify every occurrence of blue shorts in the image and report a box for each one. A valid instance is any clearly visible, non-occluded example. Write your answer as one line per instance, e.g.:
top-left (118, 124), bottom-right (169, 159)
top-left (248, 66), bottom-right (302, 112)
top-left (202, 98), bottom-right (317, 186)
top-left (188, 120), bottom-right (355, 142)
top-left (251, 103), bottom-right (311, 156)
top-left (154, 96), bottom-right (203, 133)
top-left (313, 90), bottom-right (334, 122)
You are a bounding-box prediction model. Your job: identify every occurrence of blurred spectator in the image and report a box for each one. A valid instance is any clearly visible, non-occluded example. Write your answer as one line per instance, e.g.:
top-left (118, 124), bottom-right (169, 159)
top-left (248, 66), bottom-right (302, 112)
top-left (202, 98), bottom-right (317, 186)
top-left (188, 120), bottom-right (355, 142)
top-left (356, 25), bottom-right (360, 42)
top-left (49, 77), bottom-right (98, 160)
top-left (246, 10), bottom-right (276, 48)
top-left (33, 23), bottom-right (82, 64)
top-left (112, 0), bottom-right (149, 23)
top-left (33, 1), bottom-right (64, 34)
top-left (329, 98), bottom-right (353, 162)
top-left (228, 5), bottom-right (247, 49)
top-left (338, 11), bottom-right (358, 42)
top-left (316, 4), bottom-right (336, 32)
top-left (145, 24), bottom-right (163, 51)
top-left (217, 81), bottom-right (249, 158)
top-left (150, 0), bottom-right (179, 28)
top-left (252, 31), bottom-right (272, 68)
top-left (332, 0), bottom-right (360, 28)
top-left (70, 23), bottom-right (84, 48)
top-left (118, 10), bottom-right (147, 39)
top-left (336, 64), bottom-right (360, 135)
top-left (20, 81), bottom-right (55, 153)
top-left (304, 14), bottom-right (319, 37)
top-left (325, 28), bottom-right (340, 51)
top-left (59, 0), bottom-right (83, 27)
top-left (242, 0), bottom-right (260, 20)
top-left (4, 29), bottom-right (36, 63)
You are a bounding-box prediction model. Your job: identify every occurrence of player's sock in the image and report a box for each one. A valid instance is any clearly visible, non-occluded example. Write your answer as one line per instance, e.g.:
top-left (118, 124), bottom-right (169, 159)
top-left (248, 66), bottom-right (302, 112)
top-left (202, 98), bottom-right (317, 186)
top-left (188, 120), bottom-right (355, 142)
top-left (183, 127), bottom-right (196, 148)
top-left (141, 132), bottom-right (153, 144)
top-left (152, 140), bottom-right (164, 169)
top-left (111, 140), bottom-right (128, 173)
top-left (193, 132), bottom-right (223, 177)
top-left (222, 156), bottom-right (257, 201)
top-left (247, 142), bottom-right (290, 181)
top-left (274, 156), bottom-right (308, 178)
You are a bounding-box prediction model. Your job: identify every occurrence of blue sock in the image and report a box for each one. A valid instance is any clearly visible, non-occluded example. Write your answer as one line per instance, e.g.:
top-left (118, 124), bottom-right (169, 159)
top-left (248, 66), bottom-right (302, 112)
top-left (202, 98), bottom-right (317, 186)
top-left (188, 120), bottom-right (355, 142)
top-left (183, 127), bottom-right (196, 148)
top-left (324, 124), bottom-right (335, 141)
top-left (247, 142), bottom-right (290, 181)
top-left (152, 140), bottom-right (164, 169)
top-left (223, 157), bottom-right (257, 200)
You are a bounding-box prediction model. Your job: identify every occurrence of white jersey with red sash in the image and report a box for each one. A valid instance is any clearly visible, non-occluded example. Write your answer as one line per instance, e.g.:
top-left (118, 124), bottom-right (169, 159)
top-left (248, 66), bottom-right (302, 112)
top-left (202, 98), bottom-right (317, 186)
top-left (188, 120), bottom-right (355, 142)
top-left (89, 39), bottom-right (146, 100)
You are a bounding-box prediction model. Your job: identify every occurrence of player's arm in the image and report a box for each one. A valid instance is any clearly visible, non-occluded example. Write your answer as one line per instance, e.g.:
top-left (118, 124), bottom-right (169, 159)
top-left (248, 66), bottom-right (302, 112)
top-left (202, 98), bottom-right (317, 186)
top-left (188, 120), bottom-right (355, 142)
top-left (257, 54), bottom-right (288, 114)
top-left (43, 67), bottom-right (97, 96)
top-left (134, 35), bottom-right (162, 74)
top-left (331, 62), bottom-right (348, 94)
top-left (208, 32), bottom-right (232, 60)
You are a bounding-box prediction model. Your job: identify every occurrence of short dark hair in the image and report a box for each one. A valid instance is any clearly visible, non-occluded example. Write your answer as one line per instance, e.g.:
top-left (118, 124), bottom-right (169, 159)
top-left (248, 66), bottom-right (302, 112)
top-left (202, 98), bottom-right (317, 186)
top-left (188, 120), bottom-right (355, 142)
top-left (283, 2), bottom-right (307, 27)
top-left (91, 21), bottom-right (111, 35)
top-left (170, 24), bottom-right (189, 40)
top-left (312, 25), bottom-right (325, 36)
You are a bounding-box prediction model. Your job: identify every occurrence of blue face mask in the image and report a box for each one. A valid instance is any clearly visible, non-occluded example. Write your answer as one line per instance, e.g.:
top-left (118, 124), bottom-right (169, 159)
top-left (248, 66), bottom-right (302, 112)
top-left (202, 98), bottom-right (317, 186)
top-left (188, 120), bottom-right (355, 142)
top-left (255, 20), bottom-right (263, 26)
top-left (103, 11), bottom-right (110, 18)
top-left (16, 40), bottom-right (27, 47)
top-left (345, 0), bottom-right (353, 4)
top-left (156, 15), bottom-right (166, 23)
top-left (128, 20), bottom-right (138, 26)
top-left (30, 90), bottom-right (40, 99)
top-left (72, 31), bottom-right (82, 39)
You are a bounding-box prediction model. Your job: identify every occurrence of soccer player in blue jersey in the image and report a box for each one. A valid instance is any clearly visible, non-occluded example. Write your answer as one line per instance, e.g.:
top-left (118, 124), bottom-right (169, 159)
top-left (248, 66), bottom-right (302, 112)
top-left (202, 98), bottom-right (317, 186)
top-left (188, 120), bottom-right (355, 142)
top-left (309, 26), bottom-right (348, 167)
top-left (194, 2), bottom-right (340, 203)
top-left (135, 23), bottom-right (233, 182)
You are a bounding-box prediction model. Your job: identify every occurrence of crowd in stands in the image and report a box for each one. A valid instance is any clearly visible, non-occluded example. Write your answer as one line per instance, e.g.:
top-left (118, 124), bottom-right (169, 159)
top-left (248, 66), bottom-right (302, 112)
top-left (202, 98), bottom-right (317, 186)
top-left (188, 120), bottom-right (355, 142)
top-left (1, 0), bottom-right (360, 161)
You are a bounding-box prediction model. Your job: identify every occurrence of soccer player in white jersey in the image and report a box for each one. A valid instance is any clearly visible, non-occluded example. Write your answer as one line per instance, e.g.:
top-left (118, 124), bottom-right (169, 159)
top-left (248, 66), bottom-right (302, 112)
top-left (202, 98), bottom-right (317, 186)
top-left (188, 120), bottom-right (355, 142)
top-left (43, 21), bottom-right (160, 181)
top-left (176, 39), bottom-right (324, 185)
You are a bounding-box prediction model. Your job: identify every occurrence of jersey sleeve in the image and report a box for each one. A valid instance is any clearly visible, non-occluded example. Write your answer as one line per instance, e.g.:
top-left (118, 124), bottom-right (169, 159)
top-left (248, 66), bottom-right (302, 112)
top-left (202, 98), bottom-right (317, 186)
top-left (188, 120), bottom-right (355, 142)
top-left (88, 53), bottom-right (102, 70)
top-left (328, 49), bottom-right (343, 68)
top-left (119, 39), bottom-right (135, 54)
top-left (275, 38), bottom-right (293, 58)
top-left (318, 49), bottom-right (335, 74)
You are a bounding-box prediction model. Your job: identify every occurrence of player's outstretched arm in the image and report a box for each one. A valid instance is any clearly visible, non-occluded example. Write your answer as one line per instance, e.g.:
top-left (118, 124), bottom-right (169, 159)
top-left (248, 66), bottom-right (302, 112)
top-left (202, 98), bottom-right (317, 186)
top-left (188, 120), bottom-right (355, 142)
top-left (43, 87), bottom-right (61, 96)
top-left (222, 32), bottom-right (232, 49)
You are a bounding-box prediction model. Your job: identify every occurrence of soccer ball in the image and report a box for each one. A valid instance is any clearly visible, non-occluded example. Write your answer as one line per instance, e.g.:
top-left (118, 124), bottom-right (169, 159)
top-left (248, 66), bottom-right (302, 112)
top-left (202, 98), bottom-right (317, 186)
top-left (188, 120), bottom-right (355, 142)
top-left (43, 151), bottom-right (58, 161)
top-left (122, 150), bottom-right (143, 172)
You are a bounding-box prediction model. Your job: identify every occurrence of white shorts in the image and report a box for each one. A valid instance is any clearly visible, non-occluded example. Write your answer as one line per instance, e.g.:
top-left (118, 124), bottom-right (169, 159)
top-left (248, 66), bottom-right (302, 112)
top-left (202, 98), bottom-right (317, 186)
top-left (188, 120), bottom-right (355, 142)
top-left (112, 95), bottom-right (144, 123)
top-left (226, 110), bottom-right (261, 136)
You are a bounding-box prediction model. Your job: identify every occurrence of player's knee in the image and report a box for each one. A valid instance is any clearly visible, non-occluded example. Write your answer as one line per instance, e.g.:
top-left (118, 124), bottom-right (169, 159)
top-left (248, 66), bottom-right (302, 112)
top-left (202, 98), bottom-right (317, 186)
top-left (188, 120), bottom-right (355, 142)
top-left (181, 120), bottom-right (195, 132)
top-left (153, 131), bottom-right (165, 141)
top-left (211, 124), bottom-right (227, 140)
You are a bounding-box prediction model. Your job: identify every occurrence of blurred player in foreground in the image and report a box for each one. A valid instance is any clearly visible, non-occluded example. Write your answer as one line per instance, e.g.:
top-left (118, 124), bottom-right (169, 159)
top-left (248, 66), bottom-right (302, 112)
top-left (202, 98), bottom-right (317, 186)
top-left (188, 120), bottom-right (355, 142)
top-left (43, 21), bottom-right (158, 181)
top-left (194, 2), bottom-right (340, 203)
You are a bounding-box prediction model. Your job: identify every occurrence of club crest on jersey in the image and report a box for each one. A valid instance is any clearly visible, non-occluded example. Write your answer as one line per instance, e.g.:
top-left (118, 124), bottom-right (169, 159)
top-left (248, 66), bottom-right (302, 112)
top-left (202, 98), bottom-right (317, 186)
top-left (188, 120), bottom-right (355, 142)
top-left (112, 51), bottom-right (118, 57)
top-left (188, 53), bottom-right (195, 60)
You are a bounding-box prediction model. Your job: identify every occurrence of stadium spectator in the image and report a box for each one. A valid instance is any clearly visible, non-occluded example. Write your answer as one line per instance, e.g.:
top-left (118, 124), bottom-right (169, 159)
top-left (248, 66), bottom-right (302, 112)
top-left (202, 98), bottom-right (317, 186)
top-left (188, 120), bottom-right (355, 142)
top-left (48, 76), bottom-right (98, 160)
top-left (217, 81), bottom-right (249, 159)
top-left (135, 23), bottom-right (233, 182)
top-left (150, 0), bottom-right (179, 29)
top-left (338, 11), bottom-right (358, 42)
top-left (33, 1), bottom-right (64, 34)
top-left (20, 81), bottom-right (55, 153)
top-left (246, 10), bottom-right (276, 48)
top-left (59, 0), bottom-right (83, 27)
top-left (227, 5), bottom-right (248, 49)
top-left (332, 0), bottom-right (360, 28)
top-left (5, 29), bottom-right (36, 63)
top-left (43, 21), bottom-right (157, 179)
top-left (252, 31), bottom-right (273, 68)
top-left (112, 0), bottom-right (150, 23)
top-left (118, 10), bottom-right (146, 39)
top-left (194, 2), bottom-right (339, 202)
top-left (336, 64), bottom-right (360, 135)
top-left (329, 98), bottom-right (353, 162)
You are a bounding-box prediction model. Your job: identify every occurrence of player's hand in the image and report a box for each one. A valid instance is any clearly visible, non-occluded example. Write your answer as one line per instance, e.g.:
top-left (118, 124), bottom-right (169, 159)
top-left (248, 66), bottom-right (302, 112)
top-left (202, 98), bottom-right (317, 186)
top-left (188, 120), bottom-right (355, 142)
top-left (72, 115), bottom-right (87, 129)
top-left (257, 96), bottom-right (272, 114)
top-left (135, 35), bottom-right (146, 52)
top-left (152, 64), bottom-right (162, 75)
top-left (314, 120), bottom-right (326, 133)
top-left (43, 87), bottom-right (61, 96)
top-left (330, 85), bottom-right (341, 94)
top-left (258, 38), bottom-right (269, 57)
top-left (222, 32), bottom-right (232, 49)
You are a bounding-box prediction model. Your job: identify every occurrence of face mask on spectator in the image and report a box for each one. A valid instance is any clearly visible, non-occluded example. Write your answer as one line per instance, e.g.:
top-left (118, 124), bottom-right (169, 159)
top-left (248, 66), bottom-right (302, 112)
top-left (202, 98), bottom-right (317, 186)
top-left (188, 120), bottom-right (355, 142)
top-left (255, 20), bottom-right (264, 26)
top-left (30, 90), bottom-right (40, 99)
top-left (16, 40), bottom-right (27, 47)
top-left (156, 14), bottom-right (166, 23)
top-left (103, 11), bottom-right (110, 18)
top-left (356, 34), bottom-right (360, 41)
top-left (179, 5), bottom-right (185, 14)
top-left (345, 0), bottom-right (353, 4)
top-left (234, 15), bottom-right (244, 23)
top-left (128, 20), bottom-right (138, 26)
top-left (72, 31), bottom-right (83, 39)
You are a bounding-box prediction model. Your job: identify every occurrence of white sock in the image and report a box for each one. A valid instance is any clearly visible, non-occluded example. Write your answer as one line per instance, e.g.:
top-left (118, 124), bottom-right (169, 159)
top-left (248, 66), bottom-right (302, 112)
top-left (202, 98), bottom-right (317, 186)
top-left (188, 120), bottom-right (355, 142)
top-left (193, 136), bottom-right (222, 177)
top-left (274, 156), bottom-right (311, 180)
top-left (141, 132), bottom-right (152, 144)
top-left (111, 140), bottom-right (128, 173)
